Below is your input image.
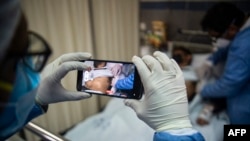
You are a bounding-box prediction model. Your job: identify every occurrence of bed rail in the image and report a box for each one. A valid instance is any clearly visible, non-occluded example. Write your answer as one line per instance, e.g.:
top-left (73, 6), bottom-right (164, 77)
top-left (25, 122), bottom-right (69, 141)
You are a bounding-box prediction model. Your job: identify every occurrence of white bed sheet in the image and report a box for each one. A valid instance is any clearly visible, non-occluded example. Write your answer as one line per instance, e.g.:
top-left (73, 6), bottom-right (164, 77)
top-left (64, 98), bottom-right (155, 141)
top-left (189, 94), bottom-right (230, 141)
top-left (65, 95), bottom-right (229, 141)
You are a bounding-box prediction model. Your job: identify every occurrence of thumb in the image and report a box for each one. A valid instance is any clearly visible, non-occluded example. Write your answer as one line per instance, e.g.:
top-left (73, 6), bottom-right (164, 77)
top-left (64, 91), bottom-right (92, 101)
top-left (53, 61), bottom-right (90, 81)
top-left (124, 99), bottom-right (142, 113)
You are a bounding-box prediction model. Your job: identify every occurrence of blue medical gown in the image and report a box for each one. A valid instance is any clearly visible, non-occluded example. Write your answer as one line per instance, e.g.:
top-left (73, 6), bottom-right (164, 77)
top-left (115, 73), bottom-right (134, 90)
top-left (154, 131), bottom-right (205, 141)
top-left (201, 26), bottom-right (250, 124)
top-left (0, 60), bottom-right (45, 140)
top-left (0, 93), bottom-right (45, 140)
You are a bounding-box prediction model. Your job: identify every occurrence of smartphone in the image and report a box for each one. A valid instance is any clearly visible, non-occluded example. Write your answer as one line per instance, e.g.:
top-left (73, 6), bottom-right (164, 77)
top-left (77, 59), bottom-right (144, 99)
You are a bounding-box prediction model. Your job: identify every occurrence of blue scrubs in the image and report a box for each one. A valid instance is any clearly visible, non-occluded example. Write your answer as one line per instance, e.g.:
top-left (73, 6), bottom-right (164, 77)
top-left (115, 73), bottom-right (134, 90)
top-left (154, 131), bottom-right (205, 141)
top-left (201, 26), bottom-right (250, 124)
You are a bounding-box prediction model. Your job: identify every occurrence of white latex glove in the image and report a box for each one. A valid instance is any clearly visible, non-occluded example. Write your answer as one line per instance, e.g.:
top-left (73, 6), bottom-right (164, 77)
top-left (196, 60), bottom-right (213, 80)
top-left (124, 51), bottom-right (192, 131)
top-left (111, 64), bottom-right (122, 76)
top-left (36, 52), bottom-right (92, 105)
top-left (196, 60), bottom-right (214, 94)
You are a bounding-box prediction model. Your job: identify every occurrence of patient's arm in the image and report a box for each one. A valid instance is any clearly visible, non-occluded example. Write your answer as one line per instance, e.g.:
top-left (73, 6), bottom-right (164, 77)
top-left (185, 81), bottom-right (197, 101)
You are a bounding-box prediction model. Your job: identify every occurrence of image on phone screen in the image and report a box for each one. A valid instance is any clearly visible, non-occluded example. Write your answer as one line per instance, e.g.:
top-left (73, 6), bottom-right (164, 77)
top-left (77, 60), bottom-right (143, 99)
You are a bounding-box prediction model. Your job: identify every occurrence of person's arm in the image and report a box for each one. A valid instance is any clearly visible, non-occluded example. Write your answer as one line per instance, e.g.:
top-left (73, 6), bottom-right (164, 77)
top-left (207, 46), bottom-right (229, 65)
top-left (196, 47), bottom-right (229, 80)
top-left (26, 103), bottom-right (48, 122)
top-left (201, 43), bottom-right (250, 98)
top-left (115, 73), bottom-right (134, 90)
top-left (125, 51), bottom-right (205, 141)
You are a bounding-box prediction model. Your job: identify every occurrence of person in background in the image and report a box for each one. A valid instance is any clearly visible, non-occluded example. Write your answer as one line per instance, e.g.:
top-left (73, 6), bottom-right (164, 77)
top-left (114, 63), bottom-right (135, 91)
top-left (115, 72), bottom-right (134, 90)
top-left (171, 45), bottom-right (229, 141)
top-left (199, 2), bottom-right (250, 125)
top-left (109, 63), bottom-right (123, 94)
top-left (195, 38), bottom-right (230, 126)
top-left (109, 63), bottom-right (134, 96)
top-left (172, 46), bottom-right (198, 102)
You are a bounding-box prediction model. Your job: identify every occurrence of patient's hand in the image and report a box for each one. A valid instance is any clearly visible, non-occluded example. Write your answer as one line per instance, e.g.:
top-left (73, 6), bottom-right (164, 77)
top-left (196, 104), bottom-right (214, 126)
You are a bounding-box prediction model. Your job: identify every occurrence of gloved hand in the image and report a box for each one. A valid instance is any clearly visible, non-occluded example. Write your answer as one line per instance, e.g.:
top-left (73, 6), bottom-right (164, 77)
top-left (111, 64), bottom-right (122, 87)
top-left (111, 64), bottom-right (122, 77)
top-left (36, 52), bottom-right (92, 105)
top-left (124, 51), bottom-right (192, 131)
top-left (196, 60), bottom-right (213, 80)
top-left (196, 60), bottom-right (214, 94)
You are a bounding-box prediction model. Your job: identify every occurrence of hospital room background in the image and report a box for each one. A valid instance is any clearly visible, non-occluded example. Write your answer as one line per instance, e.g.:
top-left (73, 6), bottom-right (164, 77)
top-left (10, 0), bottom-right (249, 141)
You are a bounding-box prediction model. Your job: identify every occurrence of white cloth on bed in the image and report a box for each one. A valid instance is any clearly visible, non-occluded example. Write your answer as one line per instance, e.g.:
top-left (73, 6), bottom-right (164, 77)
top-left (64, 96), bottom-right (229, 141)
top-left (64, 98), bottom-right (155, 141)
top-left (189, 94), bottom-right (229, 141)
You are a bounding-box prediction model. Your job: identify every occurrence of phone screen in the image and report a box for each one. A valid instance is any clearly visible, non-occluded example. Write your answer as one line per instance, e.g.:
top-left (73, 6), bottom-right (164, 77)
top-left (77, 59), bottom-right (143, 99)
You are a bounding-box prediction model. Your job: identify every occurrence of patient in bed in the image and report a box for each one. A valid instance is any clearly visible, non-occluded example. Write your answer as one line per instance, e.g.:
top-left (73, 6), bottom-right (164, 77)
top-left (84, 76), bottom-right (113, 94)
top-left (172, 46), bottom-right (198, 102)
top-left (83, 61), bottom-right (114, 94)
top-left (172, 46), bottom-right (229, 141)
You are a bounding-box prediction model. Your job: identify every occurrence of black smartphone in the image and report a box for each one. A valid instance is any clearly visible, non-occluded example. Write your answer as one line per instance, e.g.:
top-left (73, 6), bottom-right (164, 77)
top-left (77, 59), bottom-right (144, 99)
